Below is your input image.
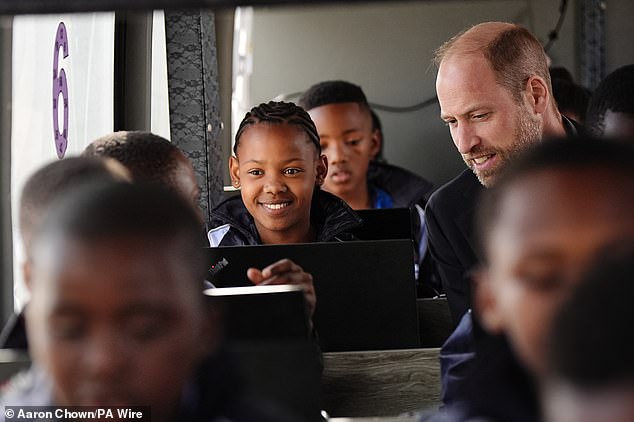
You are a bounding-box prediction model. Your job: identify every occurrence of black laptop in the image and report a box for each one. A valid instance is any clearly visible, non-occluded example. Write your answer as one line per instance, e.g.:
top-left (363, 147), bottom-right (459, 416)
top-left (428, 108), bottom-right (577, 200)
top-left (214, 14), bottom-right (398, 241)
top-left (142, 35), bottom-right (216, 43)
top-left (204, 239), bottom-right (420, 352)
top-left (228, 340), bottom-right (323, 422)
top-left (351, 207), bottom-right (414, 240)
top-left (204, 285), bottom-right (310, 342)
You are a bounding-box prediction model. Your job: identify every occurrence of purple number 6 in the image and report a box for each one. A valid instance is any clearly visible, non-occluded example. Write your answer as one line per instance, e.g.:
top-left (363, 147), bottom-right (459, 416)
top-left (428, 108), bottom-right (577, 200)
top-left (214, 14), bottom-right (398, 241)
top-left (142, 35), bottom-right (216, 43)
top-left (53, 22), bottom-right (69, 158)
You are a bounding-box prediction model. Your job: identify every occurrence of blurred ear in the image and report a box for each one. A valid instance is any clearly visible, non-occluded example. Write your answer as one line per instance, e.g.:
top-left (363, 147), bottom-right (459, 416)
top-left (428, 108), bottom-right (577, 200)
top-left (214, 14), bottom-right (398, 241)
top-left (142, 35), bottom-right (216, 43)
top-left (229, 156), bottom-right (240, 189)
top-left (316, 154), bottom-right (328, 186)
top-left (473, 268), bottom-right (505, 334)
top-left (369, 127), bottom-right (382, 159)
top-left (22, 260), bottom-right (32, 292)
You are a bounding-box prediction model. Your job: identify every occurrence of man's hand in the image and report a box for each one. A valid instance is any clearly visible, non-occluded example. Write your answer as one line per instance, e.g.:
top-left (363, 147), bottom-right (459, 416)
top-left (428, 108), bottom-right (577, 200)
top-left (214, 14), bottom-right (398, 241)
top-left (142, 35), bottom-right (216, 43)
top-left (247, 258), bottom-right (316, 321)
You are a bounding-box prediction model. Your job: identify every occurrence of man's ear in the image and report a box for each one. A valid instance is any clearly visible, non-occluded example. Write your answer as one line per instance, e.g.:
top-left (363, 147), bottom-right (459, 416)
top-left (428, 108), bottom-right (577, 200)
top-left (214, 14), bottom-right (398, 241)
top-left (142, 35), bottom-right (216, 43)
top-left (23, 260), bottom-right (32, 293)
top-left (229, 155), bottom-right (240, 189)
top-left (524, 75), bottom-right (549, 115)
top-left (473, 268), bottom-right (505, 334)
top-left (316, 154), bottom-right (328, 186)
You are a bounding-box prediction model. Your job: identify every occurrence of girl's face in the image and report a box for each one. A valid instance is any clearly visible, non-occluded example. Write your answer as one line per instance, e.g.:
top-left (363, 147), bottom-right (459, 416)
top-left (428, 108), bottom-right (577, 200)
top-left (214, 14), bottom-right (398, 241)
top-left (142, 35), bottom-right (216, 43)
top-left (230, 123), bottom-right (327, 244)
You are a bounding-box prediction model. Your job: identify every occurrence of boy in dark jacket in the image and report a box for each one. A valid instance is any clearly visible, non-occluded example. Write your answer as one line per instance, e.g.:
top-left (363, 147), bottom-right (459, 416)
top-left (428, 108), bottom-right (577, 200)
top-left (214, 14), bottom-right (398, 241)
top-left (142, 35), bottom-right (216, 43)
top-left (1, 183), bottom-right (294, 422)
top-left (298, 81), bottom-right (433, 286)
top-left (541, 241), bottom-right (634, 422)
top-left (425, 139), bottom-right (634, 422)
top-left (0, 157), bottom-right (131, 350)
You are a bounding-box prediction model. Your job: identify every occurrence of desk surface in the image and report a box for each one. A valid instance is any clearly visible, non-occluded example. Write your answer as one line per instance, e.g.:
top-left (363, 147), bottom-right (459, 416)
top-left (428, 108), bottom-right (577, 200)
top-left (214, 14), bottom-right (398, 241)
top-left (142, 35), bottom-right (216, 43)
top-left (322, 348), bottom-right (440, 417)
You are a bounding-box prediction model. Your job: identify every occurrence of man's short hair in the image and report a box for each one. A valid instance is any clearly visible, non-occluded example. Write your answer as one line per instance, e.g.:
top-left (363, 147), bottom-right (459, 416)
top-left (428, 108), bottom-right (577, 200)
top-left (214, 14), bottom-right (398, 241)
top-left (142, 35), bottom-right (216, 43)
top-left (434, 23), bottom-right (552, 104)
top-left (19, 156), bottom-right (126, 254)
top-left (83, 131), bottom-right (185, 190)
top-left (476, 137), bottom-right (634, 261)
top-left (33, 182), bottom-right (207, 286)
top-left (298, 80), bottom-right (370, 112)
top-left (586, 64), bottom-right (634, 136)
top-left (546, 240), bottom-right (634, 387)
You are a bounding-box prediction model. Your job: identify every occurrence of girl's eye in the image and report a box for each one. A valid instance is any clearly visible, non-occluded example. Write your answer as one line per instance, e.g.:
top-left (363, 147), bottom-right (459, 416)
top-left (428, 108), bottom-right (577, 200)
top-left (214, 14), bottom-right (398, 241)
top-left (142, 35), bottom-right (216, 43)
top-left (284, 168), bottom-right (303, 175)
top-left (247, 169), bottom-right (263, 176)
top-left (345, 139), bottom-right (361, 146)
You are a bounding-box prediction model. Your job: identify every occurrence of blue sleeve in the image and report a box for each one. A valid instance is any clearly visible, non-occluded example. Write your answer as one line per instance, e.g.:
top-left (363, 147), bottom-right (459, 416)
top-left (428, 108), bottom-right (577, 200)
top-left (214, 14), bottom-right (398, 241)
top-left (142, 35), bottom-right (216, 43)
top-left (440, 311), bottom-right (476, 407)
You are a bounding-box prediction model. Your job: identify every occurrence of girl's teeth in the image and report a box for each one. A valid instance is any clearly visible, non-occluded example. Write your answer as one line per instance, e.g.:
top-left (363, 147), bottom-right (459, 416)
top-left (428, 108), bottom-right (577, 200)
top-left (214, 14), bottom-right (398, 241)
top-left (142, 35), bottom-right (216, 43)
top-left (264, 202), bottom-right (289, 210)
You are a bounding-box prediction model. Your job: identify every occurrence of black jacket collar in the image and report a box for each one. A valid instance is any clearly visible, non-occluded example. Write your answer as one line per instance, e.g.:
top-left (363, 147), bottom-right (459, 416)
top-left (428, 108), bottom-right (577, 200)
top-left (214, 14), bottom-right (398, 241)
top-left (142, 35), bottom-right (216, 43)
top-left (208, 190), bottom-right (361, 245)
top-left (367, 161), bottom-right (434, 207)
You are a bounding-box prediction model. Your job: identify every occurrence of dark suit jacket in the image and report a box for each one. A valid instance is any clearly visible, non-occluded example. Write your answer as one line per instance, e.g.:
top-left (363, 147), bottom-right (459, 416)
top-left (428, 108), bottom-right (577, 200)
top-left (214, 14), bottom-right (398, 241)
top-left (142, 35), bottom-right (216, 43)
top-left (425, 117), bottom-right (583, 325)
top-left (424, 169), bottom-right (484, 324)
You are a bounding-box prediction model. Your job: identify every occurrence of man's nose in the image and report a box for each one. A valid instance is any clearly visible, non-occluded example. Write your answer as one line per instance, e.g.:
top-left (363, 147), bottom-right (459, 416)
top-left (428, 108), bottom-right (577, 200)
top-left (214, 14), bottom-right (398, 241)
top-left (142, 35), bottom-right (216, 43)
top-left (453, 124), bottom-right (481, 154)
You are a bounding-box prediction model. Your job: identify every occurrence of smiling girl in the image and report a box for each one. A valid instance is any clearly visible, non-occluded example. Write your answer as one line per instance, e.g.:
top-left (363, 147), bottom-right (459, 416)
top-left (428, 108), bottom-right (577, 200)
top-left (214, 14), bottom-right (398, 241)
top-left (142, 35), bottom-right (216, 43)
top-left (207, 101), bottom-right (361, 246)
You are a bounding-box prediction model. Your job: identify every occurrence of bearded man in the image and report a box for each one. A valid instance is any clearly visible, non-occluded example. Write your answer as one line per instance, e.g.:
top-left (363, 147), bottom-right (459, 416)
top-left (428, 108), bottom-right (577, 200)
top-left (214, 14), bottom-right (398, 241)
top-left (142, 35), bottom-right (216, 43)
top-left (426, 22), bottom-right (579, 324)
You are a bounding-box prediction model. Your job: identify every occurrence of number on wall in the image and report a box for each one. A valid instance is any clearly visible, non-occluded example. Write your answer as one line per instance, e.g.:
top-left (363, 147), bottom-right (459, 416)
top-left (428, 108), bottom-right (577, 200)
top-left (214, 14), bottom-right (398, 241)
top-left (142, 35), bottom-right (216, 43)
top-left (52, 22), bottom-right (69, 159)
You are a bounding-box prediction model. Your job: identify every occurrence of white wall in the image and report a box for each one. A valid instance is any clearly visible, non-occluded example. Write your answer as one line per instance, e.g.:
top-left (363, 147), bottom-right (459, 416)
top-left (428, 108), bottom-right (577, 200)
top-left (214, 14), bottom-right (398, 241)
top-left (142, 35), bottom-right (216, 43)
top-left (11, 13), bottom-right (115, 309)
top-left (10, 11), bottom-right (174, 310)
top-left (247, 0), bottom-right (578, 188)
top-left (151, 10), bottom-right (171, 140)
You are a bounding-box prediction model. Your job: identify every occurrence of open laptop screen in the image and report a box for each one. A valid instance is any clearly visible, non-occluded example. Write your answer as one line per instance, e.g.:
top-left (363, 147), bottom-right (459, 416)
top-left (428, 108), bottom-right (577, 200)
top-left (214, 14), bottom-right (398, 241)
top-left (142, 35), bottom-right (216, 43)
top-left (204, 239), bottom-right (420, 352)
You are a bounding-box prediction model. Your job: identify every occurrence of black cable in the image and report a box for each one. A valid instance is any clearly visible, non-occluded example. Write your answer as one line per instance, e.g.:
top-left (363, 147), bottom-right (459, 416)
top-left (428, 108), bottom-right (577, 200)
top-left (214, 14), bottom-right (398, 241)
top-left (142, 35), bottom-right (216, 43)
top-left (544, 0), bottom-right (569, 53)
top-left (275, 91), bottom-right (438, 113)
top-left (275, 0), bottom-right (568, 114)
top-left (369, 97), bottom-right (438, 113)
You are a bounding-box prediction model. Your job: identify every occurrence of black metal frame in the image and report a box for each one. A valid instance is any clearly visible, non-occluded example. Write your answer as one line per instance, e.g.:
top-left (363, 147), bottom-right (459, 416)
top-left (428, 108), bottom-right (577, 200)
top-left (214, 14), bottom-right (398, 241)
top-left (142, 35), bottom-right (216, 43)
top-left (580, 0), bottom-right (605, 89)
top-left (114, 11), bottom-right (153, 131)
top-left (2, 0), bottom-right (415, 14)
top-left (0, 17), bottom-right (12, 322)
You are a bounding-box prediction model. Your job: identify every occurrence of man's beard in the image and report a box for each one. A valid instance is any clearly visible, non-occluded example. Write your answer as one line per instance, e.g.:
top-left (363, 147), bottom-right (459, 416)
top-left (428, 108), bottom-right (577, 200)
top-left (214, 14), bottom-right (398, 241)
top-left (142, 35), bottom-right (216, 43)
top-left (469, 106), bottom-right (542, 187)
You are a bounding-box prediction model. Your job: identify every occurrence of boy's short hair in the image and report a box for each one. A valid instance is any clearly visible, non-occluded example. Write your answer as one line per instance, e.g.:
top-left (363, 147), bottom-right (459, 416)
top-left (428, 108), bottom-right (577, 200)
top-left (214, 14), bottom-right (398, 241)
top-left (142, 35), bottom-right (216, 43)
top-left (586, 64), bottom-right (634, 136)
top-left (546, 240), bottom-right (634, 387)
top-left (33, 182), bottom-right (207, 286)
top-left (476, 138), bottom-right (634, 262)
top-left (83, 131), bottom-right (185, 189)
top-left (19, 156), bottom-right (127, 254)
top-left (234, 101), bottom-right (320, 155)
top-left (298, 80), bottom-right (370, 112)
